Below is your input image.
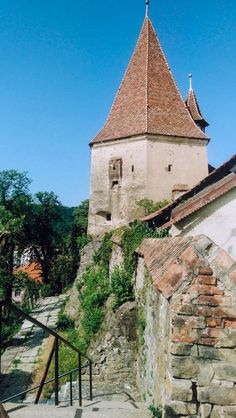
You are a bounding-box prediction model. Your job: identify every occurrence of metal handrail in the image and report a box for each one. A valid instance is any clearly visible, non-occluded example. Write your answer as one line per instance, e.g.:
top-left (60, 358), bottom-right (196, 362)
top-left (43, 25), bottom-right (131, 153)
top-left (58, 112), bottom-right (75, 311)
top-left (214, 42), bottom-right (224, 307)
top-left (1, 301), bottom-right (91, 360)
top-left (0, 301), bottom-right (93, 407)
top-left (0, 364), bottom-right (88, 404)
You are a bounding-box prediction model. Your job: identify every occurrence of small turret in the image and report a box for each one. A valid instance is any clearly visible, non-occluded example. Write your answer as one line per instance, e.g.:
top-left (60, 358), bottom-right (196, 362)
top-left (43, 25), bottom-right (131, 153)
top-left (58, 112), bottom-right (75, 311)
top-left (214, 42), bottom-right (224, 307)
top-left (186, 74), bottom-right (209, 132)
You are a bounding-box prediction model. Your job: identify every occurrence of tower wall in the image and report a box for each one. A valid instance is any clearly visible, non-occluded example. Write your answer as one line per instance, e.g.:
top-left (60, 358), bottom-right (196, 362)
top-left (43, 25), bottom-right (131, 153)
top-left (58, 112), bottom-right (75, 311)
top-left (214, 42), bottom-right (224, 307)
top-left (146, 136), bottom-right (209, 202)
top-left (88, 136), bottom-right (148, 237)
top-left (88, 135), bottom-right (209, 236)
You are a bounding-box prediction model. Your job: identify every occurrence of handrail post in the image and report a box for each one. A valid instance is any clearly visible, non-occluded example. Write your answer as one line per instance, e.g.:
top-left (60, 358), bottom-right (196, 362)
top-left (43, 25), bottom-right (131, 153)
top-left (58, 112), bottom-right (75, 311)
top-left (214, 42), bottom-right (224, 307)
top-left (54, 337), bottom-right (59, 406)
top-left (35, 339), bottom-right (55, 404)
top-left (78, 353), bottom-right (82, 407)
top-left (89, 360), bottom-right (93, 401)
top-left (69, 372), bottom-right (73, 406)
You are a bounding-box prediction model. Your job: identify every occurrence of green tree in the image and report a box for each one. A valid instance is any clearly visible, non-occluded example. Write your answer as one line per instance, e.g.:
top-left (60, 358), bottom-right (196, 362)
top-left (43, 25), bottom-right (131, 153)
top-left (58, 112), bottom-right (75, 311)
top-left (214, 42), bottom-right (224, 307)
top-left (136, 198), bottom-right (169, 216)
top-left (70, 200), bottom-right (90, 272)
top-left (0, 170), bottom-right (32, 301)
top-left (29, 192), bottom-right (63, 284)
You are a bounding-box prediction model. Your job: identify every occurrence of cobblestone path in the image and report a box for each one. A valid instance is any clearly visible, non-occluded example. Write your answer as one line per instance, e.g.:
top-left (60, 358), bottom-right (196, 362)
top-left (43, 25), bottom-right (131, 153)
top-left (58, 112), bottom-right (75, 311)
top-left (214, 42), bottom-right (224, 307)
top-left (0, 295), bottom-right (66, 402)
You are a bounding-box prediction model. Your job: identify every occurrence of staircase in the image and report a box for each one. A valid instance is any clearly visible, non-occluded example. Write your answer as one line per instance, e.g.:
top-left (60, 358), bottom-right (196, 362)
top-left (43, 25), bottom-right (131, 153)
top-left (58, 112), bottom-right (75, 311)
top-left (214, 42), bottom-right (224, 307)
top-left (0, 301), bottom-right (92, 407)
top-left (4, 400), bottom-right (150, 417)
top-left (1, 302), bottom-right (150, 418)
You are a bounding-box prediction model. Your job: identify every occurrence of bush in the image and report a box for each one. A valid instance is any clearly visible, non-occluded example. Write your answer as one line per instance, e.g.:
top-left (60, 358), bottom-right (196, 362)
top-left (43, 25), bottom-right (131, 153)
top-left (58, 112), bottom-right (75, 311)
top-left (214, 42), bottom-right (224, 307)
top-left (57, 313), bottom-right (74, 330)
top-left (41, 284), bottom-right (53, 297)
top-left (93, 233), bottom-right (112, 274)
top-left (136, 198), bottom-right (169, 216)
top-left (111, 267), bottom-right (134, 310)
top-left (80, 266), bottom-right (111, 340)
top-left (121, 221), bottom-right (168, 278)
top-left (148, 405), bottom-right (162, 418)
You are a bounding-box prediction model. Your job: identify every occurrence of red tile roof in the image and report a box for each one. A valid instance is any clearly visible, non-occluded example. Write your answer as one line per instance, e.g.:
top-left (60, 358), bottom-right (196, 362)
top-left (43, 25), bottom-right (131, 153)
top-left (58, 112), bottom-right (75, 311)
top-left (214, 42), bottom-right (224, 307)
top-left (137, 236), bottom-right (194, 298)
top-left (15, 262), bottom-right (43, 283)
top-left (164, 172), bottom-right (236, 228)
top-left (186, 89), bottom-right (209, 129)
top-left (92, 18), bottom-right (208, 144)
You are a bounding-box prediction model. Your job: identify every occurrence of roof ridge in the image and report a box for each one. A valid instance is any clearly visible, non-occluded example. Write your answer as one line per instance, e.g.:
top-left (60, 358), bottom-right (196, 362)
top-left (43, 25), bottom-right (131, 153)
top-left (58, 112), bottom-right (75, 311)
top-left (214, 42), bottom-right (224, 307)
top-left (145, 17), bottom-right (150, 133)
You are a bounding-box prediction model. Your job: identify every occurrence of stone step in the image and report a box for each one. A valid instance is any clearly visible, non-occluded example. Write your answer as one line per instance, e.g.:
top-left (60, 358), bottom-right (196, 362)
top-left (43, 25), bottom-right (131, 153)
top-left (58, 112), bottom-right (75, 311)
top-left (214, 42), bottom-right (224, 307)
top-left (4, 400), bottom-right (150, 418)
top-left (4, 403), bottom-right (77, 418)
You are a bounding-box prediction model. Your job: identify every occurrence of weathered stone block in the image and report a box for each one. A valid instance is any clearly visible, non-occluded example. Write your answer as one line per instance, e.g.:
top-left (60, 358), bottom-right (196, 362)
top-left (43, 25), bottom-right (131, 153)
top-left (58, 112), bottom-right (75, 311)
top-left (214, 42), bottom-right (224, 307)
top-left (171, 356), bottom-right (199, 379)
top-left (196, 359), bottom-right (214, 386)
top-left (211, 405), bottom-right (236, 417)
top-left (229, 270), bottom-right (236, 285)
top-left (198, 266), bottom-right (213, 276)
top-left (197, 276), bottom-right (217, 286)
top-left (213, 362), bottom-right (236, 382)
top-left (212, 249), bottom-right (235, 273)
top-left (224, 319), bottom-right (236, 328)
top-left (171, 343), bottom-right (193, 356)
top-left (206, 317), bottom-right (221, 327)
top-left (201, 327), bottom-right (227, 339)
top-left (215, 330), bottom-right (236, 348)
top-left (200, 403), bottom-right (212, 418)
top-left (213, 307), bottom-right (236, 319)
top-left (165, 401), bottom-right (197, 416)
top-left (198, 387), bottom-right (236, 405)
top-left (195, 306), bottom-right (212, 317)
top-left (199, 337), bottom-right (217, 346)
top-left (171, 378), bottom-right (193, 402)
top-left (179, 304), bottom-right (194, 315)
top-left (198, 346), bottom-right (236, 361)
top-left (190, 284), bottom-right (223, 296)
top-left (194, 295), bottom-right (227, 306)
top-left (193, 236), bottom-right (213, 256)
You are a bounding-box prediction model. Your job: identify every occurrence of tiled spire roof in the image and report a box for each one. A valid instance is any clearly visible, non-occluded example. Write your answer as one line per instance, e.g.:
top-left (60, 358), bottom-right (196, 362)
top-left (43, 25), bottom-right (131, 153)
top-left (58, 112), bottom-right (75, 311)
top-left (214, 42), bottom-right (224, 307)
top-left (186, 87), bottom-right (209, 132)
top-left (91, 17), bottom-right (208, 144)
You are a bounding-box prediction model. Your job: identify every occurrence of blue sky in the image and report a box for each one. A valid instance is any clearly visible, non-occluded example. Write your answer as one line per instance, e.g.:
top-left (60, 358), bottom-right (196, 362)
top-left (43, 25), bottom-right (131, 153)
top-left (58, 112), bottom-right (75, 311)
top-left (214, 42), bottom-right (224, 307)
top-left (0, 0), bottom-right (235, 206)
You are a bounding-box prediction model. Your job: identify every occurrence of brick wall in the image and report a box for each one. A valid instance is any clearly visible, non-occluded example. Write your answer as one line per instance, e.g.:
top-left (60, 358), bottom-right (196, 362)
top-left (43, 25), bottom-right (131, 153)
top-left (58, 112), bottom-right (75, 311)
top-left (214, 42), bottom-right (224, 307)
top-left (136, 235), bottom-right (236, 417)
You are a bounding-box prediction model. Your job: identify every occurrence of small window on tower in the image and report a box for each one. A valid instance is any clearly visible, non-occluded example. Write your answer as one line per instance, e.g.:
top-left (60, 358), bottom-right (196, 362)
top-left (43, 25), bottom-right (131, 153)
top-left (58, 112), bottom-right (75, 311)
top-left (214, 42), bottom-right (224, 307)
top-left (109, 158), bottom-right (122, 189)
top-left (106, 213), bottom-right (112, 221)
top-left (168, 164), bottom-right (173, 172)
top-left (112, 180), bottom-right (119, 189)
top-left (132, 165), bottom-right (134, 172)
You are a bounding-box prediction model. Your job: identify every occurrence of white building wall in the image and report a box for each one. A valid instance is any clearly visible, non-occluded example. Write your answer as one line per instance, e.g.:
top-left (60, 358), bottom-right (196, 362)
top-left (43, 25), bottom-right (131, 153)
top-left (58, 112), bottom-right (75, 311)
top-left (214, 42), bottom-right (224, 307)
top-left (171, 189), bottom-right (236, 260)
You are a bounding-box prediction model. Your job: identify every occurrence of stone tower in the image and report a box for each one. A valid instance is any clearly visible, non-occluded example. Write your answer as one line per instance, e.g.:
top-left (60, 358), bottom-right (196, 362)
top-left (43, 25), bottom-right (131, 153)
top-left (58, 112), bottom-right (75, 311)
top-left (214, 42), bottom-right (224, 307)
top-left (88, 15), bottom-right (209, 237)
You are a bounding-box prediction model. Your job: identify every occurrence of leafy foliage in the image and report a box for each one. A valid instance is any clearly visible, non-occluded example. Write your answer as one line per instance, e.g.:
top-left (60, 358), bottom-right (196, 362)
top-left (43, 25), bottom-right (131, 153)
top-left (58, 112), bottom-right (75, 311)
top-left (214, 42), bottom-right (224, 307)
top-left (148, 404), bottom-right (163, 418)
top-left (121, 221), bottom-right (168, 278)
top-left (136, 198), bottom-right (169, 216)
top-left (111, 266), bottom-right (134, 309)
top-left (93, 232), bottom-right (112, 274)
top-left (57, 312), bottom-right (75, 331)
top-left (79, 266), bottom-right (110, 340)
top-left (69, 200), bottom-right (90, 276)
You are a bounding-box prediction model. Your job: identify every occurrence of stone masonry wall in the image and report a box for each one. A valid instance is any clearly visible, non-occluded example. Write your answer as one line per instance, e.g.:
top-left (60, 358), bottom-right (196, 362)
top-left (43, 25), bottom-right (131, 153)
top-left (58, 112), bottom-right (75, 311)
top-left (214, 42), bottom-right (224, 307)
top-left (135, 257), bottom-right (171, 407)
top-left (65, 240), bottom-right (101, 326)
top-left (137, 235), bottom-right (236, 417)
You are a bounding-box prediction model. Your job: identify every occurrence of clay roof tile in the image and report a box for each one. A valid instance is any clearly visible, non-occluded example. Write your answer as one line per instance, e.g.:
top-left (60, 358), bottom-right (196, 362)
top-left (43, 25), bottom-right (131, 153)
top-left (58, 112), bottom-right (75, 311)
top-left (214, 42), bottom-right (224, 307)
top-left (91, 18), bottom-right (208, 144)
top-left (186, 88), bottom-right (209, 129)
